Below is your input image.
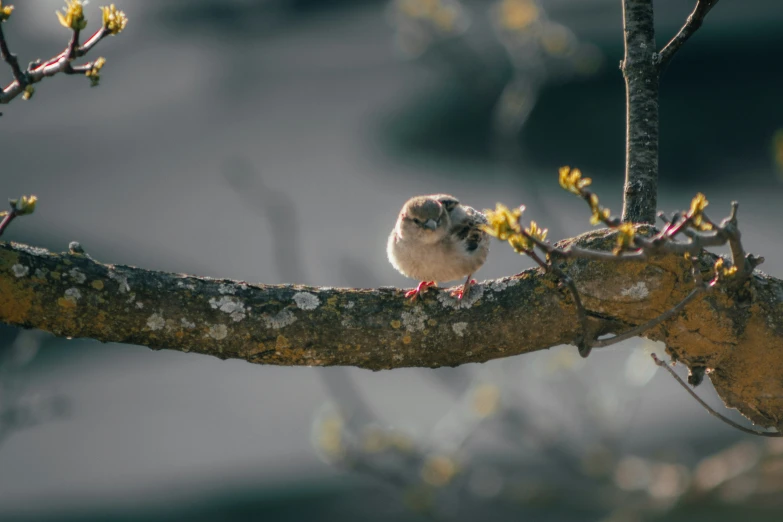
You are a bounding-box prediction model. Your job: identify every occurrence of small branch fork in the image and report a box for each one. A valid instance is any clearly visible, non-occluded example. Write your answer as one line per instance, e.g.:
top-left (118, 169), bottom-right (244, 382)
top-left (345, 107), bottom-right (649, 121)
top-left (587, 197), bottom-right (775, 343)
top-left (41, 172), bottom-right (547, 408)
top-left (657, 0), bottom-right (721, 70)
top-left (651, 354), bottom-right (782, 437)
top-left (485, 168), bottom-right (762, 359)
top-left (0, 22), bottom-right (109, 105)
top-left (620, 0), bottom-right (721, 222)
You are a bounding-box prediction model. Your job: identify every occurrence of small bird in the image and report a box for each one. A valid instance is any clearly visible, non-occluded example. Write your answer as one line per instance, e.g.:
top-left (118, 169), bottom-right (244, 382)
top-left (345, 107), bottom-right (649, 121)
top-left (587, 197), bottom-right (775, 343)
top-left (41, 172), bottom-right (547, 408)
top-left (387, 194), bottom-right (490, 300)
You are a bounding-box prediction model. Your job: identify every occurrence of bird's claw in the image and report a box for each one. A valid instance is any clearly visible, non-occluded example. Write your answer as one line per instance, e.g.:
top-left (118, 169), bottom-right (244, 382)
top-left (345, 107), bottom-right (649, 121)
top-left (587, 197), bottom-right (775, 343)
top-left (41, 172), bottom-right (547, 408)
top-left (450, 279), bottom-right (477, 300)
top-left (405, 281), bottom-right (436, 300)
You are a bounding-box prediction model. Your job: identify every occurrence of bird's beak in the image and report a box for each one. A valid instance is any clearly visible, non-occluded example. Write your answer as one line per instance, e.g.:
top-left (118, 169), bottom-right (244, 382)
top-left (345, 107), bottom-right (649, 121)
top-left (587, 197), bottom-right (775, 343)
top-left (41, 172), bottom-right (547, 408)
top-left (423, 219), bottom-right (437, 230)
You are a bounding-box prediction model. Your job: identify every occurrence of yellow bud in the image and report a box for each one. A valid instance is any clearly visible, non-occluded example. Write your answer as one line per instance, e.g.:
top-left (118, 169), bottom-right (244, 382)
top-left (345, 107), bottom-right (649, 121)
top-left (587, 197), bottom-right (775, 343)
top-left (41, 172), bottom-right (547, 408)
top-left (714, 257), bottom-right (737, 279)
top-left (589, 207), bottom-right (610, 226)
top-left (57, 0), bottom-right (87, 31)
top-left (508, 233), bottom-right (532, 253)
top-left (688, 193), bottom-right (709, 229)
top-left (11, 194), bottom-right (37, 215)
top-left (483, 203), bottom-right (523, 240)
top-left (100, 4), bottom-right (127, 35)
top-left (85, 57), bottom-right (106, 86)
top-left (0, 2), bottom-right (14, 22)
top-left (525, 220), bottom-right (548, 243)
top-left (613, 222), bottom-right (635, 254)
top-left (559, 165), bottom-right (591, 195)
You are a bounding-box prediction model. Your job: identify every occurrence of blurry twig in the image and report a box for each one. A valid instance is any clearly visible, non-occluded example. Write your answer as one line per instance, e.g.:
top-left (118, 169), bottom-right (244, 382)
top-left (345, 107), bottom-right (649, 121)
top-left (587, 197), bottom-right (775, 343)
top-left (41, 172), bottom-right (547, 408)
top-left (223, 158), bottom-right (307, 283)
top-left (651, 353), bottom-right (782, 438)
top-left (0, 330), bottom-right (69, 447)
top-left (490, 0), bottom-right (602, 137)
top-left (224, 159), bottom-right (376, 417)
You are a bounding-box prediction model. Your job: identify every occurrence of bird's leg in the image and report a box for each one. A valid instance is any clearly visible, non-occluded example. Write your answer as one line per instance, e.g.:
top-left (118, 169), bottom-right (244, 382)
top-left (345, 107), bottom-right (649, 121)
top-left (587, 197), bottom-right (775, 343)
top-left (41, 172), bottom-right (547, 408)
top-left (451, 275), bottom-right (477, 300)
top-left (405, 281), bottom-right (437, 300)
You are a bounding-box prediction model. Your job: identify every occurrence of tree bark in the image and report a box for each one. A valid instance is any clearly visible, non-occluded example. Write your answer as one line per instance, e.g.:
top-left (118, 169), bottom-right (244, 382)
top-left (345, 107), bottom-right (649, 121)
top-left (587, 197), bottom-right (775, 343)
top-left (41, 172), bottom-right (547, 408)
top-left (3, 232), bottom-right (783, 429)
top-left (621, 0), bottom-right (659, 224)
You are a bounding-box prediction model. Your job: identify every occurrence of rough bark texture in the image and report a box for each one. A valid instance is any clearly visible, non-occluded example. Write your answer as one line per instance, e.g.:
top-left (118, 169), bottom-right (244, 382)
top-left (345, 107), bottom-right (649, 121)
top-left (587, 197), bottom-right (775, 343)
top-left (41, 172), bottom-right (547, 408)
top-left (621, 0), bottom-right (659, 224)
top-left (3, 232), bottom-right (783, 429)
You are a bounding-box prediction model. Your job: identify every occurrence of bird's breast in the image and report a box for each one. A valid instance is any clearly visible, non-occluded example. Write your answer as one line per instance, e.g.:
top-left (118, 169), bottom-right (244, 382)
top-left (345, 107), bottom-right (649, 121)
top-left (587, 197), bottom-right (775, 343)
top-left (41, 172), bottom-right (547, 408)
top-left (387, 232), bottom-right (488, 283)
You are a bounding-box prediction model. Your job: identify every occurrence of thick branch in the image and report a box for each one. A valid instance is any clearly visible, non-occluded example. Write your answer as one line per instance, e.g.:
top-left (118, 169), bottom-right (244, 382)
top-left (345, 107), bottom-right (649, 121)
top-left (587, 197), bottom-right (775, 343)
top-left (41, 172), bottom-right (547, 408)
top-left (621, 0), bottom-right (659, 224)
top-left (0, 241), bottom-right (582, 370)
top-left (3, 229), bottom-right (783, 429)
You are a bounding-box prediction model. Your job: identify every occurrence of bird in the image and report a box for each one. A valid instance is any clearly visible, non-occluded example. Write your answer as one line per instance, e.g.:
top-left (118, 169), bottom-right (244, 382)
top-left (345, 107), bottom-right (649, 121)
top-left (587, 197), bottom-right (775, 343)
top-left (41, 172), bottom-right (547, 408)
top-left (387, 194), bottom-right (490, 301)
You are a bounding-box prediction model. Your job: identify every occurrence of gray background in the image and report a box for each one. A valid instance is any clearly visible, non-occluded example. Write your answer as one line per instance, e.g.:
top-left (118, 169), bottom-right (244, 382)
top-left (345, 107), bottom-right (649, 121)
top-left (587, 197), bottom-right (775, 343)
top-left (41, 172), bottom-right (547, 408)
top-left (1, 1), bottom-right (783, 520)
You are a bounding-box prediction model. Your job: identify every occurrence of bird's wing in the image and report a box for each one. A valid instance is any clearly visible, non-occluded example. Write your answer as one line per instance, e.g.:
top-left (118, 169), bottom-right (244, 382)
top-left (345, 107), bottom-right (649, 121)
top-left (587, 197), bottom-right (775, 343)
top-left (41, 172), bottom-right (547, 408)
top-left (433, 194), bottom-right (460, 212)
top-left (450, 205), bottom-right (488, 253)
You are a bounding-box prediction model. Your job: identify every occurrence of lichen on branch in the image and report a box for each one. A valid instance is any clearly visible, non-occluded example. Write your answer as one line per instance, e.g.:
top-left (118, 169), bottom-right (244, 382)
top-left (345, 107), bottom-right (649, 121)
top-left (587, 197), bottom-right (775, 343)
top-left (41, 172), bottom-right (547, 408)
top-left (2, 223), bottom-right (783, 430)
top-left (482, 167), bottom-right (761, 362)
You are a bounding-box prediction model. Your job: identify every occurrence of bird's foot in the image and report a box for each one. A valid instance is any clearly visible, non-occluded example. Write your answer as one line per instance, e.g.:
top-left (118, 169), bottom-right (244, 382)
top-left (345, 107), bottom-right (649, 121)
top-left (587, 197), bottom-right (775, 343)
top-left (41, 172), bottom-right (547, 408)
top-left (405, 281), bottom-right (436, 300)
top-left (450, 279), bottom-right (477, 300)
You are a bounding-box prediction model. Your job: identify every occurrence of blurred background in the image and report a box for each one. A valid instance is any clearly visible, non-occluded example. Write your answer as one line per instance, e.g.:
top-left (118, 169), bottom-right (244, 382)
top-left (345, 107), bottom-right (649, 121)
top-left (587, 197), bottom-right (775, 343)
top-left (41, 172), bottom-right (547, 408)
top-left (2, 0), bottom-right (783, 520)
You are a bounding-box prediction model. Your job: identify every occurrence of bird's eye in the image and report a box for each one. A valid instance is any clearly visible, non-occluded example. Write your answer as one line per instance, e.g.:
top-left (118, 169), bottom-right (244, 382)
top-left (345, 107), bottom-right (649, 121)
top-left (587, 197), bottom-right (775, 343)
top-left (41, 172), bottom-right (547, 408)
top-left (412, 218), bottom-right (422, 225)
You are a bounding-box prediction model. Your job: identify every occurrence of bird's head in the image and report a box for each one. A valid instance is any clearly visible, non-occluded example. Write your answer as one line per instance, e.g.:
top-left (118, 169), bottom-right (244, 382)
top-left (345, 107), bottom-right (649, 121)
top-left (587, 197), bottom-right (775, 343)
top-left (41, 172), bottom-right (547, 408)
top-left (398, 195), bottom-right (452, 244)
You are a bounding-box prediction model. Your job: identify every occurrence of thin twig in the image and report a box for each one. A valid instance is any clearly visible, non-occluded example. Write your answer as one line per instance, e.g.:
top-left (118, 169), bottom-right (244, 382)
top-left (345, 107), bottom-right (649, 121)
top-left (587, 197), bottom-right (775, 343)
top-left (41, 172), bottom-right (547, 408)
top-left (0, 22), bottom-right (25, 86)
top-left (723, 202), bottom-right (749, 281)
top-left (527, 249), bottom-right (591, 356)
top-left (592, 286), bottom-right (707, 348)
top-left (551, 268), bottom-right (591, 357)
top-left (661, 213), bottom-right (692, 239)
top-left (61, 27), bottom-right (81, 74)
top-left (651, 354), bottom-right (782, 437)
top-left (504, 190), bottom-right (757, 356)
top-left (524, 230), bottom-right (648, 263)
top-left (64, 64), bottom-right (94, 75)
top-left (67, 28), bottom-right (80, 60)
top-left (658, 0), bottom-right (721, 69)
top-left (0, 209), bottom-right (17, 237)
top-left (1, 27), bottom-right (108, 104)
top-left (32, 27), bottom-right (106, 71)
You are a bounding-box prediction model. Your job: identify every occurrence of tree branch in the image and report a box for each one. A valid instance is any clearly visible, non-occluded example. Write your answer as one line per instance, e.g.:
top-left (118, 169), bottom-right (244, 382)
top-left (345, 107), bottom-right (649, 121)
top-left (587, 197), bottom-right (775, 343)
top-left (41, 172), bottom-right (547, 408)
top-left (526, 249), bottom-right (591, 357)
top-left (3, 228), bottom-right (783, 429)
top-left (658, 0), bottom-right (721, 69)
top-left (0, 26), bottom-right (110, 104)
top-left (0, 210), bottom-right (18, 237)
top-left (591, 284), bottom-right (708, 348)
top-left (621, 0), bottom-right (659, 223)
top-left (0, 241), bottom-right (582, 371)
top-left (0, 21), bottom-right (26, 87)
